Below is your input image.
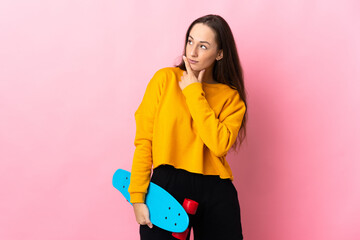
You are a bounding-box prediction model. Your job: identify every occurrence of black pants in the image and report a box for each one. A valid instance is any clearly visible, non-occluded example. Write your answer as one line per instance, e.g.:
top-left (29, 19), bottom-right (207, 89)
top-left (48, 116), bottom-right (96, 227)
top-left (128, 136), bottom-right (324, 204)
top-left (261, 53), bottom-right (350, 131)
top-left (140, 164), bottom-right (244, 240)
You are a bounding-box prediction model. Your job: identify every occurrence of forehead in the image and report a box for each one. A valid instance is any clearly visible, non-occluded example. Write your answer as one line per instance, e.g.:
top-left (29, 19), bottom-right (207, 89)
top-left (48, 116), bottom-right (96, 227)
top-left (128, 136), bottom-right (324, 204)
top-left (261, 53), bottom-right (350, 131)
top-left (189, 23), bottom-right (216, 43)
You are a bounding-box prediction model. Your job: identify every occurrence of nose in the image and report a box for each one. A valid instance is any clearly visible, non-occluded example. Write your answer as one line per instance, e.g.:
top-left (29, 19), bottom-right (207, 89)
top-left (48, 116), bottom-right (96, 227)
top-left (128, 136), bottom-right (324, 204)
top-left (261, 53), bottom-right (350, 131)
top-left (190, 45), bottom-right (198, 57)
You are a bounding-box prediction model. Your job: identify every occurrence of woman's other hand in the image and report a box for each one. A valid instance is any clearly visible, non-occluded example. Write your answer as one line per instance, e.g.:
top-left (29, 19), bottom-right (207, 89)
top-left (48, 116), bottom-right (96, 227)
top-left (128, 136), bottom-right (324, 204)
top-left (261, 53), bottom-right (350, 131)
top-left (133, 203), bottom-right (153, 228)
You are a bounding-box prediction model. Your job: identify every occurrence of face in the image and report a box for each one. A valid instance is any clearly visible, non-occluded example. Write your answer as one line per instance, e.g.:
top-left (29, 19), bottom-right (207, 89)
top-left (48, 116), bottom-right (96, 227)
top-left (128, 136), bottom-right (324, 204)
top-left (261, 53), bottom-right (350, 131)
top-left (185, 23), bottom-right (223, 73)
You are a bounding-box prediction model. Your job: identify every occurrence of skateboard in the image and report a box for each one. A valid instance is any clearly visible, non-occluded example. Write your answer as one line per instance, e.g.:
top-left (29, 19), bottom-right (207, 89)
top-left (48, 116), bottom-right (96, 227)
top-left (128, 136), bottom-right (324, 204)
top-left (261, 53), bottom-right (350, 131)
top-left (112, 169), bottom-right (199, 237)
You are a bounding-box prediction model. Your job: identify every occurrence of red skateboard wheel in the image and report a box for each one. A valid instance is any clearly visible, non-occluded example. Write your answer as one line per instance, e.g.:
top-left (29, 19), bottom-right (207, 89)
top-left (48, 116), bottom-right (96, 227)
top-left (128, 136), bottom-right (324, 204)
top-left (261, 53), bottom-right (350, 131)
top-left (172, 228), bottom-right (189, 240)
top-left (172, 198), bottom-right (199, 239)
top-left (183, 198), bottom-right (199, 215)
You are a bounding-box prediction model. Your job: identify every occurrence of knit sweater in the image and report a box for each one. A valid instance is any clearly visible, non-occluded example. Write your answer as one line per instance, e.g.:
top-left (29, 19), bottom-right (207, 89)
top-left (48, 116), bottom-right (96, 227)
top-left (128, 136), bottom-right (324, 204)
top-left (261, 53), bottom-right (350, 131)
top-left (128, 66), bottom-right (246, 203)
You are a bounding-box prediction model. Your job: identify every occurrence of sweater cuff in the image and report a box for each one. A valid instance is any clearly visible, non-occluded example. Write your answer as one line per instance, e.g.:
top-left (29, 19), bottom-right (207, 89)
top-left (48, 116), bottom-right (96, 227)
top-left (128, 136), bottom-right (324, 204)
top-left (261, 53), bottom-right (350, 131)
top-left (130, 192), bottom-right (146, 203)
top-left (182, 82), bottom-right (204, 97)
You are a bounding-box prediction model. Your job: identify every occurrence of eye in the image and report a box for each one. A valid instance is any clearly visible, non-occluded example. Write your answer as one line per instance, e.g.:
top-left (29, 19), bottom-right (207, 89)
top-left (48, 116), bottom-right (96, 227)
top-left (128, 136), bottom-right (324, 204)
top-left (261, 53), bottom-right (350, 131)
top-left (201, 45), bottom-right (207, 50)
top-left (187, 39), bottom-right (192, 44)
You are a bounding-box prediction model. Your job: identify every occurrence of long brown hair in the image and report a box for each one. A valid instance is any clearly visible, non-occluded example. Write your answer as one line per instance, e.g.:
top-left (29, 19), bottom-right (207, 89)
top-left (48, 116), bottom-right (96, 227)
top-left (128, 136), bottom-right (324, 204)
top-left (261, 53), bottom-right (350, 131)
top-left (174, 14), bottom-right (248, 153)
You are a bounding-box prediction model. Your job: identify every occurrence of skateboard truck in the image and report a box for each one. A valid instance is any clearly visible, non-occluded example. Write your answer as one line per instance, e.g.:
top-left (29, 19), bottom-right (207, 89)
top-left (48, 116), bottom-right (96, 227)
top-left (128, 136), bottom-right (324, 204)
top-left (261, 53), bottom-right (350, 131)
top-left (172, 198), bottom-right (199, 240)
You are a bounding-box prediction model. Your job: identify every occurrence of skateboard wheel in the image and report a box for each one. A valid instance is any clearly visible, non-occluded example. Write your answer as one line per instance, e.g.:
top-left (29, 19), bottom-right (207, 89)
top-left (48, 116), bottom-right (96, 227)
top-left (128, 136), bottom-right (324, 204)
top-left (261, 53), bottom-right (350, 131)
top-left (172, 228), bottom-right (189, 240)
top-left (183, 198), bottom-right (199, 215)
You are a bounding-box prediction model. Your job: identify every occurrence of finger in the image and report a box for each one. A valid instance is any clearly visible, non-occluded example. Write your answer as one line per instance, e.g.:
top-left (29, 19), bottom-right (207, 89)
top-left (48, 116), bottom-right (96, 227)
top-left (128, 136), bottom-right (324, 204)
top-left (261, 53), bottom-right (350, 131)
top-left (147, 222), bottom-right (153, 229)
top-left (198, 69), bottom-right (205, 83)
top-left (182, 56), bottom-right (193, 74)
top-left (146, 219), bottom-right (153, 228)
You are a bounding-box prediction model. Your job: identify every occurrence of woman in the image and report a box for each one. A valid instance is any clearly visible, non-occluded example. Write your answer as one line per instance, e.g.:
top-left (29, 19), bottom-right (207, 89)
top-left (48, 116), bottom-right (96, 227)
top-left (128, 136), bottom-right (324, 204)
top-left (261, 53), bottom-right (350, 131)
top-left (128, 14), bottom-right (248, 240)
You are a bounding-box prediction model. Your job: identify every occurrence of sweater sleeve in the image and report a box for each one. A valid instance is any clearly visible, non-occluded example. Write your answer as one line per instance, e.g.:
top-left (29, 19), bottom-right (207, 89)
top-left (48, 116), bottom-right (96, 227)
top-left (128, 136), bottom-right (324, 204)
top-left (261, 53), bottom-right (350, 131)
top-left (128, 69), bottom-right (164, 203)
top-left (181, 82), bottom-right (246, 157)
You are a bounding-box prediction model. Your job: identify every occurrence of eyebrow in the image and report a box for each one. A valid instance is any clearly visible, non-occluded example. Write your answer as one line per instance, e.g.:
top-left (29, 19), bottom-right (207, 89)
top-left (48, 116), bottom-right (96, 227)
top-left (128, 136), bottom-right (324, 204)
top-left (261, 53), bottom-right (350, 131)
top-left (188, 35), bottom-right (211, 45)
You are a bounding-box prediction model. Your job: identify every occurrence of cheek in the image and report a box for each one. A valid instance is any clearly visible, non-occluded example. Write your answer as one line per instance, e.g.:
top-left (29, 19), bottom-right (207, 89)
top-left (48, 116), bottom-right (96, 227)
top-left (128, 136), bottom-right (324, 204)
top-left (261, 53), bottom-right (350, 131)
top-left (186, 47), bottom-right (191, 56)
top-left (200, 53), bottom-right (216, 66)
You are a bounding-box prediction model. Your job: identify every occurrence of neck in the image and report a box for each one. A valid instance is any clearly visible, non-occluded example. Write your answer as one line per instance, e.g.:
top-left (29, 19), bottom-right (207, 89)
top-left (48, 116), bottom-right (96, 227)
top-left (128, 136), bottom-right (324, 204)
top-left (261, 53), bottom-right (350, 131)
top-left (194, 66), bottom-right (215, 84)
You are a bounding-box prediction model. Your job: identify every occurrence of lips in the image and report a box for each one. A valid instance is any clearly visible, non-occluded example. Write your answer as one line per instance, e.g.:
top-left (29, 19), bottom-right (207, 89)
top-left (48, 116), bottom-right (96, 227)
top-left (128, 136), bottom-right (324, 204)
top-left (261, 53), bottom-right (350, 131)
top-left (188, 59), bottom-right (198, 64)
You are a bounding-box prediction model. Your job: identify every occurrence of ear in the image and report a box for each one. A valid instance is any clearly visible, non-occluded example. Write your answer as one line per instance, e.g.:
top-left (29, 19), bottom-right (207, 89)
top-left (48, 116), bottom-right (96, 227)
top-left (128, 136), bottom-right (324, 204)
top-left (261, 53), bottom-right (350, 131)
top-left (216, 49), bottom-right (223, 61)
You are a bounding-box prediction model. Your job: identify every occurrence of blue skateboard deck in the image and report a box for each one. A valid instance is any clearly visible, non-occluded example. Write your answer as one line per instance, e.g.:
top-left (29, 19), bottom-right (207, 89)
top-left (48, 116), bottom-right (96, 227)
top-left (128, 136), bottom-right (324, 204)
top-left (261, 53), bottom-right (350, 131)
top-left (112, 169), bottom-right (189, 233)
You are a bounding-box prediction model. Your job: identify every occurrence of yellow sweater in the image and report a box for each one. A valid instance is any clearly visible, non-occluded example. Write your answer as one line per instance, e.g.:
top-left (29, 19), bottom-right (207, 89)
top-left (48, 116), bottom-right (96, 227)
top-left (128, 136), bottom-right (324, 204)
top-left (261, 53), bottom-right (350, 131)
top-left (128, 66), bottom-right (246, 203)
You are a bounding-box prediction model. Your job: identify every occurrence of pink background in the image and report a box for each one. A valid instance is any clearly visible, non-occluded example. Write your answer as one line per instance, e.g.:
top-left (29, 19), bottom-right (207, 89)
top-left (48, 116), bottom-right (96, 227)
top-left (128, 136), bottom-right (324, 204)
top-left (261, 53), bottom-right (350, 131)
top-left (1, 0), bottom-right (359, 239)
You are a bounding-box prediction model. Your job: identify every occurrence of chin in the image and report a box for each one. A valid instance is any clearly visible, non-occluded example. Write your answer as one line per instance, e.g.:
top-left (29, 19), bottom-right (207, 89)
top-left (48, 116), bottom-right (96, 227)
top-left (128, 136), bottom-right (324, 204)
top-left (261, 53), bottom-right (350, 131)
top-left (190, 65), bottom-right (203, 72)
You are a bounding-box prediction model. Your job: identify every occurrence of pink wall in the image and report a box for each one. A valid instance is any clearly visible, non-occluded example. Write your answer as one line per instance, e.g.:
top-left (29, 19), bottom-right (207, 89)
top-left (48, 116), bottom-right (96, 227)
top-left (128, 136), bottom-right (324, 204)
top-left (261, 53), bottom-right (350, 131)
top-left (1, 0), bottom-right (359, 239)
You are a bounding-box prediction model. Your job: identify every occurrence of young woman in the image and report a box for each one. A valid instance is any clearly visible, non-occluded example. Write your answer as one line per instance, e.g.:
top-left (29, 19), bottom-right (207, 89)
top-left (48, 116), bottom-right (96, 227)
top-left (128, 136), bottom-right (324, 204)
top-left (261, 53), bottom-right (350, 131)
top-left (128, 14), bottom-right (248, 240)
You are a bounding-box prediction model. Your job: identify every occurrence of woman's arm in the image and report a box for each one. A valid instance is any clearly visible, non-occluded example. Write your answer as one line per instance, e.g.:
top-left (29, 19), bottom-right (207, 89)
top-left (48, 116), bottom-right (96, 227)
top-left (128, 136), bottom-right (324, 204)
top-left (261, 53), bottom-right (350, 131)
top-left (179, 56), bottom-right (246, 157)
top-left (182, 83), bottom-right (246, 157)
top-left (128, 69), bottom-right (164, 203)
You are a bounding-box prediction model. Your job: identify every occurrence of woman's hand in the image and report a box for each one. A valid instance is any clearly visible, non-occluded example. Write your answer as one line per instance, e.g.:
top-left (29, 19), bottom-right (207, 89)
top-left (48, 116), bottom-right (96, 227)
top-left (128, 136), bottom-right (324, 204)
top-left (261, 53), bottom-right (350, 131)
top-left (133, 203), bottom-right (153, 229)
top-left (179, 56), bottom-right (206, 91)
